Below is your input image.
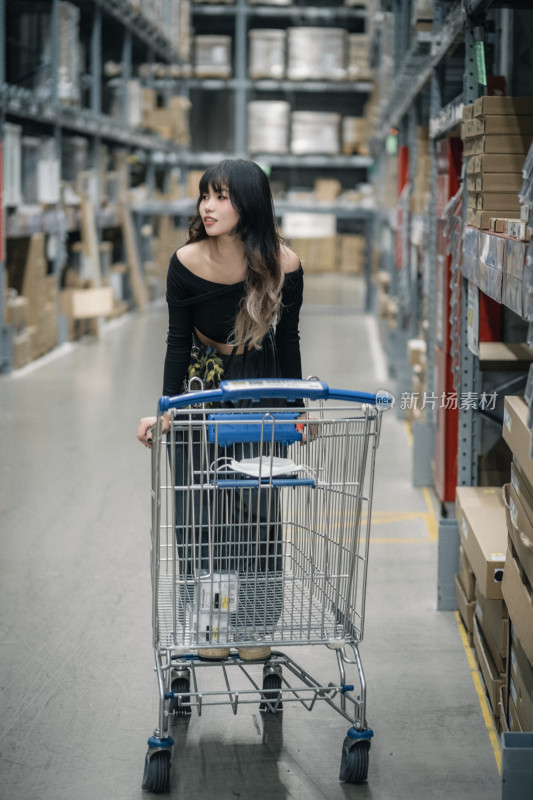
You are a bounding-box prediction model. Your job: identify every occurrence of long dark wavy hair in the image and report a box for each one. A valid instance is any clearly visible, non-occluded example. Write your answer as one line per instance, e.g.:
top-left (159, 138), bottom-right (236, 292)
top-left (187, 159), bottom-right (284, 349)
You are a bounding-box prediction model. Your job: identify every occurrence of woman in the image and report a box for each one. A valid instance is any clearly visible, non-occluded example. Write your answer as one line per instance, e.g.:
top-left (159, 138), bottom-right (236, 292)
top-left (137, 159), bottom-right (304, 660)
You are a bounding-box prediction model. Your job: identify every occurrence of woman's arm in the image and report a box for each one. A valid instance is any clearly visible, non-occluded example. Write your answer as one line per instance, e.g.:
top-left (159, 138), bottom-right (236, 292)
top-left (162, 255), bottom-right (195, 396)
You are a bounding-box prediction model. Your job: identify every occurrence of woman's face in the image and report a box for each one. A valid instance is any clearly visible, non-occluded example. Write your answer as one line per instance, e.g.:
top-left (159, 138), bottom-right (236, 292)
top-left (199, 183), bottom-right (240, 237)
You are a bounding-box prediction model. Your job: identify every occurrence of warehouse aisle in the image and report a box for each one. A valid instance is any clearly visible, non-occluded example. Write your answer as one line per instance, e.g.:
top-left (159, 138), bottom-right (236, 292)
top-left (0, 276), bottom-right (501, 800)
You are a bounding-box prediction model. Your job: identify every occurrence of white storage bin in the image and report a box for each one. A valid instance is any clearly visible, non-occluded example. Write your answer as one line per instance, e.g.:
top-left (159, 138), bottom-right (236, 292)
top-left (249, 29), bottom-right (286, 80)
top-left (194, 35), bottom-right (232, 78)
top-left (248, 101), bottom-right (290, 154)
top-left (290, 111), bottom-right (341, 155)
top-left (3, 123), bottom-right (23, 207)
top-left (287, 28), bottom-right (347, 81)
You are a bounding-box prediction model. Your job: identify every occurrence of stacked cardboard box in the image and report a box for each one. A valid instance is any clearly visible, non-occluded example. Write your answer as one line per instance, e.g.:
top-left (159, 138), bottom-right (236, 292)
top-left (462, 97), bottom-right (533, 230)
top-left (342, 117), bottom-right (370, 156)
top-left (500, 395), bottom-right (533, 731)
top-left (338, 235), bottom-right (366, 275)
top-left (409, 127), bottom-right (431, 215)
top-left (455, 545), bottom-right (476, 646)
top-left (455, 486), bottom-right (509, 729)
top-left (140, 90), bottom-right (191, 145)
top-left (347, 34), bottom-right (372, 81)
top-left (282, 212), bottom-right (337, 274)
top-left (5, 234), bottom-right (59, 364)
top-left (281, 212), bottom-right (367, 274)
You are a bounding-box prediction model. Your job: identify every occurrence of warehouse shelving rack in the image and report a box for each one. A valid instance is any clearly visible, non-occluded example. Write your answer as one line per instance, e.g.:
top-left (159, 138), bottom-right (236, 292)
top-left (0, 0), bottom-right (186, 372)
top-left (371, 0), bottom-right (533, 494)
top-left (184, 0), bottom-right (376, 306)
top-left (371, 1), bottom-right (533, 783)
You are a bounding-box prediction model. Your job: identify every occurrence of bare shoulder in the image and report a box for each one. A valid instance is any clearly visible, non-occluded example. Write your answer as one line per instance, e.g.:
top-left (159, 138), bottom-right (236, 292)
top-left (279, 245), bottom-right (301, 274)
top-left (176, 241), bottom-right (205, 272)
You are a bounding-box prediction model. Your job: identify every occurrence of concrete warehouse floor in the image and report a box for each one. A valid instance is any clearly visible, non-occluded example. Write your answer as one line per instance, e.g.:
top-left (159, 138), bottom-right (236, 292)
top-left (0, 275), bottom-right (500, 800)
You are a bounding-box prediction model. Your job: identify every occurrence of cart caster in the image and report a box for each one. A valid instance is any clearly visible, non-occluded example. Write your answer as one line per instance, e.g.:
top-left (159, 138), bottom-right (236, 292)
top-left (169, 675), bottom-right (192, 718)
top-left (339, 728), bottom-right (373, 784)
top-left (142, 737), bottom-right (173, 794)
top-left (260, 667), bottom-right (283, 713)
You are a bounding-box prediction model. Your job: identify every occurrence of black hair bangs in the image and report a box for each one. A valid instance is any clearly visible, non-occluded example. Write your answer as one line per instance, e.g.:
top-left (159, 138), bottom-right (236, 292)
top-left (198, 162), bottom-right (232, 197)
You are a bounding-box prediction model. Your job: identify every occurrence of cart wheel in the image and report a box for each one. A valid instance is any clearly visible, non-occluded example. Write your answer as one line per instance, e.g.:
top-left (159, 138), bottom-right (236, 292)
top-left (141, 749), bottom-right (171, 794)
top-left (169, 677), bottom-right (191, 717)
top-left (339, 738), bottom-right (370, 784)
top-left (260, 672), bottom-right (283, 713)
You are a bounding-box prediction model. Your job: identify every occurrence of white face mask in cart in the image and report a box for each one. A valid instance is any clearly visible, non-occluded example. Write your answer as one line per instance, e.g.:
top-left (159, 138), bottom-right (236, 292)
top-left (222, 456), bottom-right (311, 479)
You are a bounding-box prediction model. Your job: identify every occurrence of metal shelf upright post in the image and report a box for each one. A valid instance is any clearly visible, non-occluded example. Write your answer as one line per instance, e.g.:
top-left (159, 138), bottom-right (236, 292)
top-left (0, 0), bottom-right (9, 371)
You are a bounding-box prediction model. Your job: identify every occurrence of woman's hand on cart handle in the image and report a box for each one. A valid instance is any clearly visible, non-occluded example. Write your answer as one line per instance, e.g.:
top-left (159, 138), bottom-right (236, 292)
top-left (137, 415), bottom-right (169, 449)
top-left (296, 413), bottom-right (318, 445)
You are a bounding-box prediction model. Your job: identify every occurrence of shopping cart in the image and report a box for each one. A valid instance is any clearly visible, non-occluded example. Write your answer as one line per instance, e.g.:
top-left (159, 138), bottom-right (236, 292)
top-left (141, 378), bottom-right (391, 793)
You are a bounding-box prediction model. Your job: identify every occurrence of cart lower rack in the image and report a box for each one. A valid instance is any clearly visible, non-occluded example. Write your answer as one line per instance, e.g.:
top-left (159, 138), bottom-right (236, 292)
top-left (142, 379), bottom-right (391, 793)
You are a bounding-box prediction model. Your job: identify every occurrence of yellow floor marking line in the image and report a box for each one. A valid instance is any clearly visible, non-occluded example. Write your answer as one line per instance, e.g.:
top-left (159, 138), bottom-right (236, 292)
top-left (455, 611), bottom-right (502, 774)
top-left (370, 537), bottom-right (429, 543)
top-left (422, 487), bottom-right (439, 542)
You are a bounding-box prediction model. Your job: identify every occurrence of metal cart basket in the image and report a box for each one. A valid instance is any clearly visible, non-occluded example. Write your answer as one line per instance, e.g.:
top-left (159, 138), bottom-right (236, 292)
top-left (142, 378), bottom-right (391, 793)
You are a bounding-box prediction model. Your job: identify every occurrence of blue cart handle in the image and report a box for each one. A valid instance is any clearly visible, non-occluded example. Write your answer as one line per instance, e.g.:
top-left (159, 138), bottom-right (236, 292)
top-left (159, 379), bottom-right (393, 412)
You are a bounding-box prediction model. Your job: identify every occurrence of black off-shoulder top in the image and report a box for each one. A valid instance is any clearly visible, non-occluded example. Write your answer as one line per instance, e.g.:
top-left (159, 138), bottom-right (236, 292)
top-left (162, 253), bottom-right (304, 397)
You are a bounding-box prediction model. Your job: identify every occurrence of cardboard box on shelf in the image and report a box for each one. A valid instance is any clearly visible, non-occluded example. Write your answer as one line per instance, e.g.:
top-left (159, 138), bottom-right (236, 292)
top-left (60, 287), bottom-right (114, 320)
top-left (4, 293), bottom-right (28, 332)
top-left (510, 459), bottom-right (533, 512)
top-left (467, 208), bottom-right (519, 230)
top-left (455, 573), bottom-right (475, 644)
top-left (460, 545), bottom-right (477, 602)
top-left (467, 173), bottom-right (524, 193)
top-left (468, 153), bottom-right (526, 173)
top-left (474, 581), bottom-right (508, 674)
top-left (474, 192), bottom-right (521, 213)
top-left (502, 396), bottom-right (533, 489)
top-left (473, 616), bottom-right (505, 716)
top-left (287, 236), bottom-right (337, 274)
top-left (463, 134), bottom-right (532, 157)
top-left (455, 486), bottom-right (507, 600)
top-left (503, 482), bottom-right (533, 588)
top-left (502, 544), bottom-right (533, 666)
top-left (473, 96), bottom-right (533, 117)
top-left (314, 179), bottom-right (342, 202)
top-left (186, 170), bottom-right (204, 199)
top-left (338, 234), bottom-right (365, 274)
top-left (510, 625), bottom-right (533, 730)
top-left (462, 115), bottom-right (533, 137)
